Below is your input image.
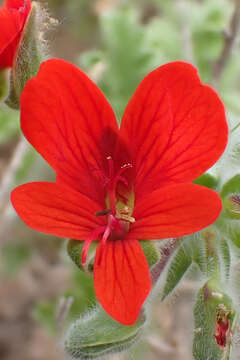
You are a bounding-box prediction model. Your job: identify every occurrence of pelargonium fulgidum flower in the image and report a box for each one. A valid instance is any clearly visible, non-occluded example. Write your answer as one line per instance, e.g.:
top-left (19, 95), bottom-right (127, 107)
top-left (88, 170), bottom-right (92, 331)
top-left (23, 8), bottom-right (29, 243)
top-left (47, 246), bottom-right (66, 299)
top-left (11, 59), bottom-right (228, 325)
top-left (0, 0), bottom-right (31, 69)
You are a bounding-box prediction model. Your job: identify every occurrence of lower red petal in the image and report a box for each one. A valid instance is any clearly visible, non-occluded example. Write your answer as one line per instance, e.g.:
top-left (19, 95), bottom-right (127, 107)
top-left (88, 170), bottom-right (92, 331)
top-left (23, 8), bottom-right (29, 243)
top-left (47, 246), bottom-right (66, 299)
top-left (94, 237), bottom-right (151, 325)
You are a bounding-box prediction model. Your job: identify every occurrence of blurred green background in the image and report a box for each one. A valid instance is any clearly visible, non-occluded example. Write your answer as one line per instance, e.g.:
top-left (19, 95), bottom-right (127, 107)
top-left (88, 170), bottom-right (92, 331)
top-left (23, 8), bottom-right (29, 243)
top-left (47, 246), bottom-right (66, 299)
top-left (0, 0), bottom-right (240, 359)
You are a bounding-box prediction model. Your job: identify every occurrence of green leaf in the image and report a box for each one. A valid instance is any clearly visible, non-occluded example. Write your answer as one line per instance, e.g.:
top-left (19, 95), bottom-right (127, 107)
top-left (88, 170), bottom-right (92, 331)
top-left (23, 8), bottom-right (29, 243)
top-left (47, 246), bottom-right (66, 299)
top-left (65, 305), bottom-right (145, 359)
top-left (161, 244), bottom-right (192, 300)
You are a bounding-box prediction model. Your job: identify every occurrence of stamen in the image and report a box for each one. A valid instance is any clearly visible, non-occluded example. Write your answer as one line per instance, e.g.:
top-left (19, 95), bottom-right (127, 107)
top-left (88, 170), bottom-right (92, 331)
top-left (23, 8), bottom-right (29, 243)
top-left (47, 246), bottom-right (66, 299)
top-left (97, 221), bottom-right (112, 266)
top-left (84, 158), bottom-right (133, 268)
top-left (95, 209), bottom-right (111, 216)
top-left (82, 226), bottom-right (106, 266)
top-left (116, 207), bottom-right (135, 224)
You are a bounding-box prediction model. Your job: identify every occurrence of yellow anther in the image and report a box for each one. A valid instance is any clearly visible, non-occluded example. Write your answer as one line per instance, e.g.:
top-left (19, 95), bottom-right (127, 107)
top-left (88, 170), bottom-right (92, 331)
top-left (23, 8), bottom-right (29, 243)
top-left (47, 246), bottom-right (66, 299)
top-left (121, 163), bottom-right (132, 169)
top-left (120, 206), bottom-right (130, 215)
top-left (116, 209), bottom-right (135, 223)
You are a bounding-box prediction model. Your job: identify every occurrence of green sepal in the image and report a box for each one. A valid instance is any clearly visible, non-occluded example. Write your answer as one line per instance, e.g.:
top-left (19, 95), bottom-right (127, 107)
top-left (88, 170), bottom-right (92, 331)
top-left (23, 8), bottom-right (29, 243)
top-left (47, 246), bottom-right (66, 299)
top-left (193, 280), bottom-right (235, 360)
top-left (64, 305), bottom-right (145, 360)
top-left (0, 69), bottom-right (9, 102)
top-left (193, 173), bottom-right (218, 189)
top-left (5, 2), bottom-right (43, 109)
top-left (161, 243), bottom-right (192, 300)
top-left (228, 220), bottom-right (240, 248)
top-left (220, 174), bottom-right (240, 198)
top-left (139, 240), bottom-right (160, 268)
top-left (67, 239), bottom-right (97, 274)
top-left (217, 236), bottom-right (231, 282)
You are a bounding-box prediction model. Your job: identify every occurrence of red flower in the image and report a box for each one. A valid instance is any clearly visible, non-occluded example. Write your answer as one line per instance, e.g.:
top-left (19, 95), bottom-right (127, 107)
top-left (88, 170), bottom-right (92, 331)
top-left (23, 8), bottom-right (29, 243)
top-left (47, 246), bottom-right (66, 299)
top-left (214, 311), bottom-right (232, 349)
top-left (214, 320), bottom-right (229, 349)
top-left (0, 0), bottom-right (31, 69)
top-left (11, 59), bottom-right (228, 325)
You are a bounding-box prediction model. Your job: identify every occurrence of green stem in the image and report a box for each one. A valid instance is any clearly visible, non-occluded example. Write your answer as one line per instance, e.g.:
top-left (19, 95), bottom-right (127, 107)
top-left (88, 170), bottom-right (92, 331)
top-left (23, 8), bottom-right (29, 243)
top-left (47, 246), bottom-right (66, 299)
top-left (231, 121), bottom-right (240, 133)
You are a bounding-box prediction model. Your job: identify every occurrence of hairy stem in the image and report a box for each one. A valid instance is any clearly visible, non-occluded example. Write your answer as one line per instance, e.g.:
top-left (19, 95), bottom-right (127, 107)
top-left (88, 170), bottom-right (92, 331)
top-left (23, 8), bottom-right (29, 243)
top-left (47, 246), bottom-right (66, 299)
top-left (151, 238), bottom-right (179, 286)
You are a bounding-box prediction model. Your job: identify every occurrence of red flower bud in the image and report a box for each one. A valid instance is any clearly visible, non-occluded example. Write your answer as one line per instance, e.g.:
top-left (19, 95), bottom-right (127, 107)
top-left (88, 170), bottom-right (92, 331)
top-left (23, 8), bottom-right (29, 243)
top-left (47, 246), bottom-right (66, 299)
top-left (0, 0), bottom-right (31, 69)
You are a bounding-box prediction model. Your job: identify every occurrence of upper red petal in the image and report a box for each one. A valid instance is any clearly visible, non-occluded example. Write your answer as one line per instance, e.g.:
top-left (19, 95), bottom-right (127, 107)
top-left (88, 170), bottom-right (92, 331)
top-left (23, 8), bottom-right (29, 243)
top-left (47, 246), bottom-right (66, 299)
top-left (120, 61), bottom-right (228, 199)
top-left (11, 182), bottom-right (105, 240)
top-left (94, 237), bottom-right (151, 325)
top-left (0, 0), bottom-right (31, 68)
top-left (20, 59), bottom-right (119, 205)
top-left (131, 183), bottom-right (222, 239)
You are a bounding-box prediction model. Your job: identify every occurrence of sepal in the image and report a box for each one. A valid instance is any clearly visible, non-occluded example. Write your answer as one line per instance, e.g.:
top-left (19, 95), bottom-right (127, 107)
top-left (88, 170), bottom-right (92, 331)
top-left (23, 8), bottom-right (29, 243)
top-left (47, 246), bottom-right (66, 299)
top-left (67, 239), bottom-right (97, 274)
top-left (139, 240), bottom-right (160, 268)
top-left (194, 173), bottom-right (219, 189)
top-left (64, 304), bottom-right (145, 360)
top-left (0, 69), bottom-right (9, 102)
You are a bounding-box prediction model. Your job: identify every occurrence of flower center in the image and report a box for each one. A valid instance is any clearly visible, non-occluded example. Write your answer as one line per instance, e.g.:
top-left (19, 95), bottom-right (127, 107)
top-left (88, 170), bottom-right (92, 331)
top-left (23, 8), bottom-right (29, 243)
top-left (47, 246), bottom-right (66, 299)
top-left (82, 156), bottom-right (134, 266)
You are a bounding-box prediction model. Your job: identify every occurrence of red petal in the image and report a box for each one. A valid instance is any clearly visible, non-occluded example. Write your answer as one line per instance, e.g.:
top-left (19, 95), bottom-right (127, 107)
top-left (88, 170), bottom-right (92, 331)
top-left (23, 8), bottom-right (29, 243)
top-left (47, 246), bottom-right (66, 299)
top-left (4, 0), bottom-right (31, 10)
top-left (20, 59), bottom-right (119, 205)
top-left (131, 183), bottom-right (222, 239)
top-left (94, 238), bottom-right (151, 325)
top-left (11, 182), bottom-right (105, 240)
top-left (0, 10), bottom-right (23, 68)
top-left (0, 0), bottom-right (31, 68)
top-left (120, 62), bottom-right (228, 199)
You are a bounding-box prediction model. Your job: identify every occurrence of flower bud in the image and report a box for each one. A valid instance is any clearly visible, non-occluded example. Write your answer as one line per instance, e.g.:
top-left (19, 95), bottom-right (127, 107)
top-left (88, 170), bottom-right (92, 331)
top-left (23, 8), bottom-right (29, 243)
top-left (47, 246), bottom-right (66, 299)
top-left (224, 194), bottom-right (240, 219)
top-left (64, 305), bottom-right (145, 360)
top-left (193, 280), bottom-right (235, 359)
top-left (5, 2), bottom-right (49, 109)
top-left (0, 0), bottom-right (31, 70)
top-left (201, 227), bottom-right (217, 255)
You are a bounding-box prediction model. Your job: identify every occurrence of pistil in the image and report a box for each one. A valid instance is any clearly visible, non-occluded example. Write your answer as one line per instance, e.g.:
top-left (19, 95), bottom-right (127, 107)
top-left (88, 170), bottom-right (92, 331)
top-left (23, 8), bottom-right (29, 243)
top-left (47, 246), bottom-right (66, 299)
top-left (82, 156), bottom-right (134, 267)
top-left (106, 156), bottom-right (132, 215)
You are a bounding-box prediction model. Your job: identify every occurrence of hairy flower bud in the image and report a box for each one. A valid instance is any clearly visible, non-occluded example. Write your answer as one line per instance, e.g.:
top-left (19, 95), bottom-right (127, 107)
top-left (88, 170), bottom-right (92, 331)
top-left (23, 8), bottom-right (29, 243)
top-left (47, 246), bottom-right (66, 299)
top-left (224, 194), bottom-right (240, 219)
top-left (64, 305), bottom-right (145, 360)
top-left (193, 280), bottom-right (236, 359)
top-left (0, 69), bottom-right (8, 102)
top-left (5, 2), bottom-right (49, 109)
